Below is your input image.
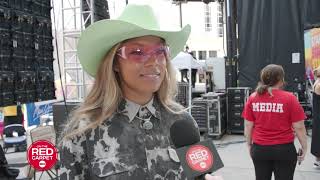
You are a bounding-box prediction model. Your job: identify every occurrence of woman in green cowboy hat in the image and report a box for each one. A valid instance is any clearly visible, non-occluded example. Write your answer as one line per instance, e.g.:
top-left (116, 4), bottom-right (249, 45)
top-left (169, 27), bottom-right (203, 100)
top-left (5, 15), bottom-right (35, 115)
top-left (59, 4), bottom-right (221, 180)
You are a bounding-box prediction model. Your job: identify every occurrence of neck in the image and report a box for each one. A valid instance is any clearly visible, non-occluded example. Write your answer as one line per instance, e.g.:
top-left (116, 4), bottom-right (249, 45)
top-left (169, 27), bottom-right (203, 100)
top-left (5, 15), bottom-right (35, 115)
top-left (272, 83), bottom-right (283, 89)
top-left (123, 90), bottom-right (153, 105)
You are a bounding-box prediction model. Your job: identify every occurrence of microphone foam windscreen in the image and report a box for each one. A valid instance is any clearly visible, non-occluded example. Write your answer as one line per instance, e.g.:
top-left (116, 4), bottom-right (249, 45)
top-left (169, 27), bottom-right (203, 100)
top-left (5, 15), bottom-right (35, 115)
top-left (170, 119), bottom-right (200, 148)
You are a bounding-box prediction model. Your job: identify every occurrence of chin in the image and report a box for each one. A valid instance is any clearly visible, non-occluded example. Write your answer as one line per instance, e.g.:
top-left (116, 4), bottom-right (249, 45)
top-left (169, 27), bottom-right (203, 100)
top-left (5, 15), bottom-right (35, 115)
top-left (140, 85), bottom-right (161, 94)
top-left (147, 87), bottom-right (161, 93)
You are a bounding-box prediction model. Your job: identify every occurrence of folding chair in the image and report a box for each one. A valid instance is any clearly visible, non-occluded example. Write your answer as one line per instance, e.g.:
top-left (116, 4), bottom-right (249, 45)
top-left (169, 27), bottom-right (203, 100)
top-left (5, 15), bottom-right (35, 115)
top-left (27, 125), bottom-right (59, 180)
top-left (3, 124), bottom-right (27, 153)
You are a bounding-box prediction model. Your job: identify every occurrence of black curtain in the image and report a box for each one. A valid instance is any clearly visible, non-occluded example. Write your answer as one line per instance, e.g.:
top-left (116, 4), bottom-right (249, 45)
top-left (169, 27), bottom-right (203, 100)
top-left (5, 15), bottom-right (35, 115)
top-left (237, 0), bottom-right (306, 92)
top-left (304, 0), bottom-right (320, 29)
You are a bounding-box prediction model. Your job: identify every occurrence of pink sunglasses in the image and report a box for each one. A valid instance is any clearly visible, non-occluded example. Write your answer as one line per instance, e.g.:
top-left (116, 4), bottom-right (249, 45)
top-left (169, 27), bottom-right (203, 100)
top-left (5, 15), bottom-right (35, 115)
top-left (116, 44), bottom-right (169, 63)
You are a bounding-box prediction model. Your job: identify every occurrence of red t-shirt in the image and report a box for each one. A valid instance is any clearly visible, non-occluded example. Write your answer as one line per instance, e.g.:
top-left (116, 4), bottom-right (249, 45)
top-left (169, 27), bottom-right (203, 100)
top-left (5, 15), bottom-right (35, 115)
top-left (242, 89), bottom-right (306, 145)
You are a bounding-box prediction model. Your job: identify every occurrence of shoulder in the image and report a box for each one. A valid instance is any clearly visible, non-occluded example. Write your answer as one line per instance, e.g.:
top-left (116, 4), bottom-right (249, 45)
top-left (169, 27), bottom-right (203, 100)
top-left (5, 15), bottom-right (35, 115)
top-left (315, 81), bottom-right (320, 95)
top-left (276, 90), bottom-right (299, 106)
top-left (60, 116), bottom-right (91, 148)
top-left (68, 116), bottom-right (92, 133)
top-left (173, 110), bottom-right (198, 129)
top-left (276, 90), bottom-right (295, 98)
top-left (170, 107), bottom-right (198, 128)
top-left (249, 92), bottom-right (257, 99)
top-left (166, 103), bottom-right (192, 120)
top-left (60, 132), bottom-right (87, 157)
top-left (246, 92), bottom-right (257, 102)
top-left (161, 103), bottom-right (197, 127)
top-left (166, 102), bottom-right (184, 111)
top-left (176, 109), bottom-right (194, 120)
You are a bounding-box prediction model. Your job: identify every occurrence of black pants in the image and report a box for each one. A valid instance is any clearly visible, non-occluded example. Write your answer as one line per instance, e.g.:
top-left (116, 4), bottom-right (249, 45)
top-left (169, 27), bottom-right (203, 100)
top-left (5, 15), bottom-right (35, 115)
top-left (251, 143), bottom-right (297, 180)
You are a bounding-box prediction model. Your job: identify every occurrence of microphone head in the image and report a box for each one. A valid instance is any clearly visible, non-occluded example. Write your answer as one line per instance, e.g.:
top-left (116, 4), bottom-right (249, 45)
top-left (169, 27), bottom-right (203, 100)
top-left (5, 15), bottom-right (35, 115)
top-left (170, 119), bottom-right (200, 148)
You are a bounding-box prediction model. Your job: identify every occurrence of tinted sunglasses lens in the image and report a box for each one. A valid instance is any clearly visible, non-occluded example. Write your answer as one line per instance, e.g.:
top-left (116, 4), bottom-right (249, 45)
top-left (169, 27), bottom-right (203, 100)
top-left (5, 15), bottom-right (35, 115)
top-left (118, 45), bottom-right (169, 63)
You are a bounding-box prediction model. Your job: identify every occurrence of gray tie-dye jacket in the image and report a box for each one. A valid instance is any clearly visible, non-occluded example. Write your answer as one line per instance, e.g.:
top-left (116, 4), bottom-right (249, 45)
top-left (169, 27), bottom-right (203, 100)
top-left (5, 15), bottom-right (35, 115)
top-left (59, 97), bottom-right (198, 180)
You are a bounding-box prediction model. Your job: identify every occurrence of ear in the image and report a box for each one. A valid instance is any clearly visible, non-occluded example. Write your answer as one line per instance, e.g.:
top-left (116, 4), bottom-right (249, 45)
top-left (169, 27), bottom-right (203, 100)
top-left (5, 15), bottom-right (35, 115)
top-left (113, 60), bottom-right (120, 72)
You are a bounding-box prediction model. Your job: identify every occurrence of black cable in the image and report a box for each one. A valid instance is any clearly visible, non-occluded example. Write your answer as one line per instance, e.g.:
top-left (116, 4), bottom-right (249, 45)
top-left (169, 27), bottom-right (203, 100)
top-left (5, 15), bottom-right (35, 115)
top-left (51, 0), bottom-right (70, 120)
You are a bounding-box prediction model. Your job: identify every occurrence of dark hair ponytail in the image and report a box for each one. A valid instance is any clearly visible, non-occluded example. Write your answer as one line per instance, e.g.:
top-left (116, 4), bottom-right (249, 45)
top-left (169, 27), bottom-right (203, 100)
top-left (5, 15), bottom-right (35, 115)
top-left (256, 83), bottom-right (269, 95)
top-left (255, 64), bottom-right (285, 95)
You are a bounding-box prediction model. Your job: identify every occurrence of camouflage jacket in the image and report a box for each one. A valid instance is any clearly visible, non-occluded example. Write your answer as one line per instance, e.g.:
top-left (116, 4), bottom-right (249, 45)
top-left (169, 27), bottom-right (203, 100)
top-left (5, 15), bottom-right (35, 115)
top-left (59, 97), bottom-right (197, 180)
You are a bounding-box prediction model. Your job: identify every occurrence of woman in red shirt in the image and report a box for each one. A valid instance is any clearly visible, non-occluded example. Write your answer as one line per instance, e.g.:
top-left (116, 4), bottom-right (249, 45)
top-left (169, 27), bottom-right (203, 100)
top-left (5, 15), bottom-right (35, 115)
top-left (242, 64), bottom-right (307, 180)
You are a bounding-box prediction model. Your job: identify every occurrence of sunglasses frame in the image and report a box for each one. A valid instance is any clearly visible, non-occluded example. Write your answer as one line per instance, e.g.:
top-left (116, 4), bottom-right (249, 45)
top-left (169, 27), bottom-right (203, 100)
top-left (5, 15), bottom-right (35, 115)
top-left (116, 44), bottom-right (170, 63)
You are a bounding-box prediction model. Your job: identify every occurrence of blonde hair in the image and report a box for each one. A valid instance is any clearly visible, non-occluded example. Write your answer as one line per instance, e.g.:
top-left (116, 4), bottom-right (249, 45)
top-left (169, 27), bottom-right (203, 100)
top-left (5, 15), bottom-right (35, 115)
top-left (314, 66), bottom-right (320, 78)
top-left (61, 42), bottom-right (182, 141)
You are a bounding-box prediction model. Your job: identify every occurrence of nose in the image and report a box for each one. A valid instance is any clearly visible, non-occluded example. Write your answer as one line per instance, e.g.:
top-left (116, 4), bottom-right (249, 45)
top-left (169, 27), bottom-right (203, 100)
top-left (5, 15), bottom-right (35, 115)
top-left (144, 54), bottom-right (162, 66)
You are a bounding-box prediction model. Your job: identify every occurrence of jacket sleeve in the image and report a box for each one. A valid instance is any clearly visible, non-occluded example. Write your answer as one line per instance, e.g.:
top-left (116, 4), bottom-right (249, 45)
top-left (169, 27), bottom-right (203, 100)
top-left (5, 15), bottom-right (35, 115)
top-left (59, 134), bottom-right (89, 180)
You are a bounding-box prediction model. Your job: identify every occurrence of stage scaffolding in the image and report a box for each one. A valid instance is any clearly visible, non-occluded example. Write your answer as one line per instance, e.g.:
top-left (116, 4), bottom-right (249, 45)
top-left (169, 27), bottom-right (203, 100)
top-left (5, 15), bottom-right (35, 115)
top-left (61, 0), bottom-right (95, 101)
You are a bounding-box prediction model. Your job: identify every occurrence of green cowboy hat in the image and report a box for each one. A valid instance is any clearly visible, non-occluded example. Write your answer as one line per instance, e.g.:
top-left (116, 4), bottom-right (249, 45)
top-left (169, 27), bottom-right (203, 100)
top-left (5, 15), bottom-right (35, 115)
top-left (77, 4), bottom-right (191, 77)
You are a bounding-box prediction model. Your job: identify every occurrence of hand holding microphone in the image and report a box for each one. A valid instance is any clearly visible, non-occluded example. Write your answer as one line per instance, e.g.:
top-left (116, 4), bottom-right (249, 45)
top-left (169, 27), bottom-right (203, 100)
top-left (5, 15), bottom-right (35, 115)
top-left (170, 119), bottom-right (224, 180)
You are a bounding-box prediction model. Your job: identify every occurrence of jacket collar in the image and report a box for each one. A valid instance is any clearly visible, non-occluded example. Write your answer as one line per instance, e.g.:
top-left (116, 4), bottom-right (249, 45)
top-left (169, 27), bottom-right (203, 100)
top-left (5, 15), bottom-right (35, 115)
top-left (117, 97), bottom-right (161, 122)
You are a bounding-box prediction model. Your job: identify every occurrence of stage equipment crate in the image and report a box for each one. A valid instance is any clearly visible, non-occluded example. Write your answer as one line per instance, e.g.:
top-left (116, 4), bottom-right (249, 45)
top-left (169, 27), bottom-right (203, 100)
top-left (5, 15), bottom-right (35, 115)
top-left (227, 87), bottom-right (251, 134)
top-left (176, 82), bottom-right (189, 107)
top-left (191, 93), bottom-right (227, 139)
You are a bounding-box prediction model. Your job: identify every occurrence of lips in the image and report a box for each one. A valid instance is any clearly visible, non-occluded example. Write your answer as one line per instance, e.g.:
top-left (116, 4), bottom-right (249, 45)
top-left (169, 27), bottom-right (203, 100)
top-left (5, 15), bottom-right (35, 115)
top-left (140, 72), bottom-right (160, 77)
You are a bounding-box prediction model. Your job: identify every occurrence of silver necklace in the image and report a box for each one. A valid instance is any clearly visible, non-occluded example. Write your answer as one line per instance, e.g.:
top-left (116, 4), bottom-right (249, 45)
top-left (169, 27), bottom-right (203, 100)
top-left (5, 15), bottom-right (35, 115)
top-left (135, 114), bottom-right (153, 130)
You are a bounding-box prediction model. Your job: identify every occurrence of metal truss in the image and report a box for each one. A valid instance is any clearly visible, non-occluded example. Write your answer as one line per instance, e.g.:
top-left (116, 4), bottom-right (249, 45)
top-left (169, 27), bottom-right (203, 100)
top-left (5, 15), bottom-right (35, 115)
top-left (61, 0), bottom-right (94, 101)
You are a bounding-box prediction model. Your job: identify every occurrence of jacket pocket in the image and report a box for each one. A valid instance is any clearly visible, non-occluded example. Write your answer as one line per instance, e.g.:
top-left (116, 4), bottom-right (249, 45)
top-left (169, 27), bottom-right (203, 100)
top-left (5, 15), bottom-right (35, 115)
top-left (90, 157), bottom-right (129, 178)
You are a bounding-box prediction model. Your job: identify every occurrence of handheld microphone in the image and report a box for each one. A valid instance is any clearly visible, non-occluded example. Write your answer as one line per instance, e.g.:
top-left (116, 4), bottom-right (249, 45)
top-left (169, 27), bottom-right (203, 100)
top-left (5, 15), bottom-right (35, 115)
top-left (170, 119), bottom-right (224, 180)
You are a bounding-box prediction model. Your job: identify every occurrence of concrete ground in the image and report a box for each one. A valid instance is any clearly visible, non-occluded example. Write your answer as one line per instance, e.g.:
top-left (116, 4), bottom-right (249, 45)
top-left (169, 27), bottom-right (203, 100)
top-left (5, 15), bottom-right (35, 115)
top-left (211, 134), bottom-right (320, 180)
top-left (1, 134), bottom-right (320, 180)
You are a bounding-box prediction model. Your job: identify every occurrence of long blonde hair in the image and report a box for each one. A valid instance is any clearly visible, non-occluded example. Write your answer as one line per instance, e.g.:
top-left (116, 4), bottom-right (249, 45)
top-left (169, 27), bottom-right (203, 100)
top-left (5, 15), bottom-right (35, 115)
top-left (61, 42), bottom-right (181, 141)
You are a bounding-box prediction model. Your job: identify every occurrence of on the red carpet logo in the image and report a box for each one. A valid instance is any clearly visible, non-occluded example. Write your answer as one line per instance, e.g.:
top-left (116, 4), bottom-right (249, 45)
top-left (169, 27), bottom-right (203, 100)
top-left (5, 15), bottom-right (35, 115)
top-left (27, 140), bottom-right (58, 171)
top-left (186, 145), bottom-right (213, 172)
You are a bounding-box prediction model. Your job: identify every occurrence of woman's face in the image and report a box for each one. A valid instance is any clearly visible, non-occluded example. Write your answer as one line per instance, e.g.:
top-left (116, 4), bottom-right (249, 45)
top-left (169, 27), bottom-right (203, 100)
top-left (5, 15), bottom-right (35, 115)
top-left (114, 36), bottom-right (168, 98)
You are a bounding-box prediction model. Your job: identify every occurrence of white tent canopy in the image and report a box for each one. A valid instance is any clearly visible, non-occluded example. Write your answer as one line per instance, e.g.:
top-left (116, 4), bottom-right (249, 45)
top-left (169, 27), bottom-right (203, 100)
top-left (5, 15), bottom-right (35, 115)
top-left (171, 52), bottom-right (203, 111)
top-left (171, 52), bottom-right (202, 70)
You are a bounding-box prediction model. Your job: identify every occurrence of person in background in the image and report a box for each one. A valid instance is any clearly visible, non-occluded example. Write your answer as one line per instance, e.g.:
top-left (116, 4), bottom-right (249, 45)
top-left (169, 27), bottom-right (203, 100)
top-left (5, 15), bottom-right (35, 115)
top-left (0, 144), bottom-right (20, 178)
top-left (180, 69), bottom-right (189, 83)
top-left (242, 64), bottom-right (307, 180)
top-left (0, 109), bottom-right (4, 140)
top-left (311, 66), bottom-right (320, 168)
top-left (3, 105), bottom-right (21, 127)
top-left (191, 69), bottom-right (197, 88)
top-left (59, 4), bottom-right (220, 180)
